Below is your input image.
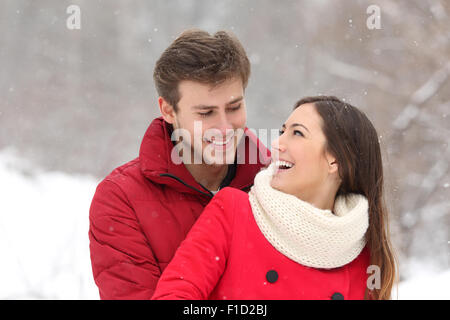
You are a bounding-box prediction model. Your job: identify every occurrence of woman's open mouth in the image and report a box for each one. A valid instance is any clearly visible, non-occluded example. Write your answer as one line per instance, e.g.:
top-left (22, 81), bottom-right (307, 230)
top-left (274, 160), bottom-right (295, 173)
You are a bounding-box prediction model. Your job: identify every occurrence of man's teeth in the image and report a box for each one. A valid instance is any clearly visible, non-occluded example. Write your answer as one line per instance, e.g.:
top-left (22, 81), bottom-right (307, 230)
top-left (208, 135), bottom-right (234, 146)
top-left (275, 160), bottom-right (294, 169)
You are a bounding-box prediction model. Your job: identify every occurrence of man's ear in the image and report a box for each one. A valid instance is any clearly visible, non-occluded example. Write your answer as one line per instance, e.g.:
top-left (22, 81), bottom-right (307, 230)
top-left (158, 97), bottom-right (176, 125)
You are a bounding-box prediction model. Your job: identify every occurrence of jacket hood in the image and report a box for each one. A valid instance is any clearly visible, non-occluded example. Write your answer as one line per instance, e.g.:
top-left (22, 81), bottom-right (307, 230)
top-left (139, 117), bottom-right (271, 197)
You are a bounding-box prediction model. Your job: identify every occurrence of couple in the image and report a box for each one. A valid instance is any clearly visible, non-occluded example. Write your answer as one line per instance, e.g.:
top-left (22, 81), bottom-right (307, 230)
top-left (89, 29), bottom-right (397, 300)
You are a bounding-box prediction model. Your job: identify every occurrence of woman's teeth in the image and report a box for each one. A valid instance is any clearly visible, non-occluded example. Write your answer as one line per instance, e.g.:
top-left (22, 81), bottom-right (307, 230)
top-left (275, 160), bottom-right (295, 169)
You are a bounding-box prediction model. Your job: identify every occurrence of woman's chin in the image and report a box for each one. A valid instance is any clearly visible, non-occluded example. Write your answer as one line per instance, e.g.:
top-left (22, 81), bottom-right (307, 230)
top-left (270, 177), bottom-right (298, 197)
top-left (270, 176), bottom-right (283, 191)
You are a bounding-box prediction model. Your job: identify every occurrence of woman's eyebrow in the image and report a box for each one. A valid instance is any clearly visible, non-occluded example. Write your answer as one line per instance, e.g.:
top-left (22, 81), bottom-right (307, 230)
top-left (281, 123), bottom-right (310, 133)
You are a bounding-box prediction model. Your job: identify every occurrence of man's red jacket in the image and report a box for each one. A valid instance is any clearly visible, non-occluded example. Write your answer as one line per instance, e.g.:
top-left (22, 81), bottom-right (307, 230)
top-left (89, 117), bottom-right (270, 299)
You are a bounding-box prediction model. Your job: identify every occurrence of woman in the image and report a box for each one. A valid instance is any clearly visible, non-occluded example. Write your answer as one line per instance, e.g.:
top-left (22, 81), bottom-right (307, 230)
top-left (151, 96), bottom-right (398, 300)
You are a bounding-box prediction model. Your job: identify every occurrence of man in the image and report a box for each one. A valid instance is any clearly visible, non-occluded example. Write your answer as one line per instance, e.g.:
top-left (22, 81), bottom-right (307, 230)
top-left (89, 29), bottom-right (271, 299)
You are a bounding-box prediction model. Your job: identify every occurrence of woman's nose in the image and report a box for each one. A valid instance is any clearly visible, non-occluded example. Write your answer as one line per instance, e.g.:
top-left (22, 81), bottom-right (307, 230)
top-left (271, 137), bottom-right (285, 153)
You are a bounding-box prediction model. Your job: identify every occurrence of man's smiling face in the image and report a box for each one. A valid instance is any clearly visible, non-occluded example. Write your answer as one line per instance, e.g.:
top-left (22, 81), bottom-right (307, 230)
top-left (170, 77), bottom-right (247, 166)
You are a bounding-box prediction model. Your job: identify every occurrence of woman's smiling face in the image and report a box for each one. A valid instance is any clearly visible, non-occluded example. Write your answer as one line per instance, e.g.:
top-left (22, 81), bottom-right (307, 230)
top-left (270, 103), bottom-right (339, 203)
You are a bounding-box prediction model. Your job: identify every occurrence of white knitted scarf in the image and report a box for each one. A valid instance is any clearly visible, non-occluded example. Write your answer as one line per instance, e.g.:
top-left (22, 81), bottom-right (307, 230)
top-left (249, 164), bottom-right (369, 269)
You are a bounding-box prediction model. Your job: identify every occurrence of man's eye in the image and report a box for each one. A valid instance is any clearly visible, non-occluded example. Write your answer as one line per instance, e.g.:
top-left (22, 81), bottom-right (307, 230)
top-left (198, 111), bottom-right (213, 117)
top-left (228, 104), bottom-right (241, 112)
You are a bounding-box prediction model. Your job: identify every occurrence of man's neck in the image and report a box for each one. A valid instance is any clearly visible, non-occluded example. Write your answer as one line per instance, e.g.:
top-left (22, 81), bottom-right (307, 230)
top-left (184, 162), bottom-right (229, 192)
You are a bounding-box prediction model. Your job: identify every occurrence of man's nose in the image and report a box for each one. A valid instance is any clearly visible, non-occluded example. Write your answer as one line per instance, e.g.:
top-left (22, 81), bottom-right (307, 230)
top-left (217, 112), bottom-right (234, 137)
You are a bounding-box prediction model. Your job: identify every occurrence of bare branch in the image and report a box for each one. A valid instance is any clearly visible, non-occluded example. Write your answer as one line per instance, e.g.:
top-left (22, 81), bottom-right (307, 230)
top-left (392, 61), bottom-right (450, 131)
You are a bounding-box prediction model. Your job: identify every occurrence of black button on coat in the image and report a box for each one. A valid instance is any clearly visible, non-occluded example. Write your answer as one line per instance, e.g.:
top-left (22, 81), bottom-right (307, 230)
top-left (266, 270), bottom-right (278, 283)
top-left (331, 292), bottom-right (345, 300)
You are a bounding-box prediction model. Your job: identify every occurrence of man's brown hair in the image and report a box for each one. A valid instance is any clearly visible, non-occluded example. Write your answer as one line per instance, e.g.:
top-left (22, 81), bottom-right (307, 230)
top-left (153, 29), bottom-right (251, 111)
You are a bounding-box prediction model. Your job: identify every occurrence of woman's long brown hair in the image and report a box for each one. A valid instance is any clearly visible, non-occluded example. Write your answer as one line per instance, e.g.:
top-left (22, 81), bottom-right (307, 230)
top-left (294, 96), bottom-right (398, 300)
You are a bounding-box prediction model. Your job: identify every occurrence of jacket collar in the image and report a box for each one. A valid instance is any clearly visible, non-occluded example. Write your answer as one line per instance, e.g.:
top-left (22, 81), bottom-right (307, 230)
top-left (139, 117), bottom-right (271, 197)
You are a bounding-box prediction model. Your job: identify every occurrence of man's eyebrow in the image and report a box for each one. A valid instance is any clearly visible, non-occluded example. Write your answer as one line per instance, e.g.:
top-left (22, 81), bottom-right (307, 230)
top-left (281, 123), bottom-right (310, 133)
top-left (192, 105), bottom-right (218, 110)
top-left (226, 96), bottom-right (243, 105)
top-left (191, 96), bottom-right (243, 110)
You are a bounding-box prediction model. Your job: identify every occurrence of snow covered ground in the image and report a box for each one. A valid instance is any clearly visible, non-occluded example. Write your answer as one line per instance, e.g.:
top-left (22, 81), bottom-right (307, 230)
top-left (0, 148), bottom-right (448, 300)
top-left (396, 268), bottom-right (450, 300)
top-left (0, 148), bottom-right (99, 299)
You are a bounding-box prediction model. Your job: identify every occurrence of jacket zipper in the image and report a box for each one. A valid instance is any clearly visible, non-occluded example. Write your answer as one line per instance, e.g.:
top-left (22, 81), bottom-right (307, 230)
top-left (159, 173), bottom-right (214, 198)
top-left (159, 173), bottom-right (252, 199)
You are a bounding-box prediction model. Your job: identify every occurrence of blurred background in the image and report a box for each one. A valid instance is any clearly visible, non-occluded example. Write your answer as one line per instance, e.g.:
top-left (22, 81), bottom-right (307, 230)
top-left (0, 0), bottom-right (449, 299)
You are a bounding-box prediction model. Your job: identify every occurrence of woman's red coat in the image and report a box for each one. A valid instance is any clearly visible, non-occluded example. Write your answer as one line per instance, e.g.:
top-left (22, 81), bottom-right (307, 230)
top-left (152, 187), bottom-right (370, 300)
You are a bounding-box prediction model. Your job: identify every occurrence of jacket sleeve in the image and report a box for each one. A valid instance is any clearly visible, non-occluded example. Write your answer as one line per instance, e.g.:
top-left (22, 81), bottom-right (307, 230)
top-left (151, 187), bottom-right (236, 300)
top-left (89, 179), bottom-right (161, 299)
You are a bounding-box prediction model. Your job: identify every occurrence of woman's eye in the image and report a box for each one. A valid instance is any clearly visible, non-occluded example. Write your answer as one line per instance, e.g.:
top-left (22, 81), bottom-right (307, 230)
top-left (294, 130), bottom-right (304, 137)
top-left (278, 130), bottom-right (284, 136)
